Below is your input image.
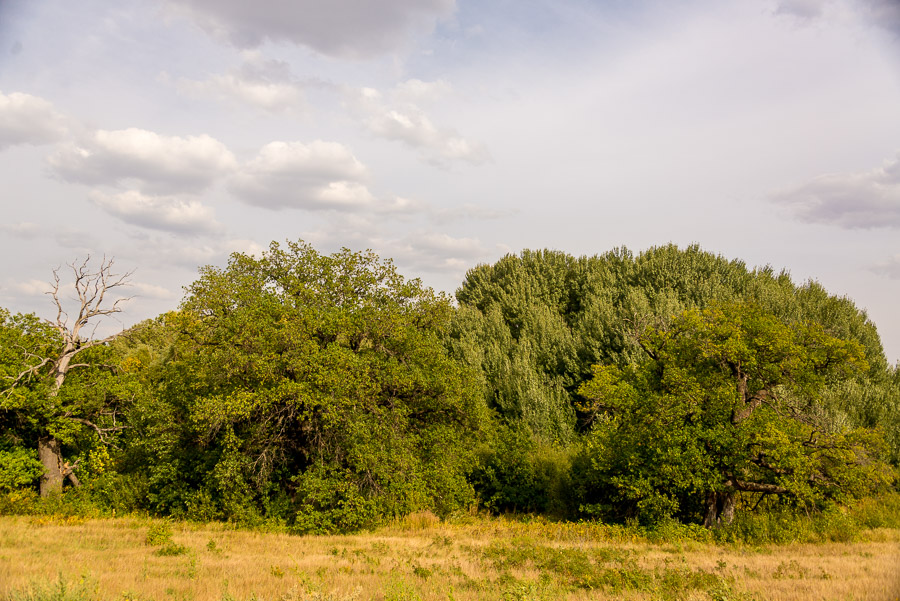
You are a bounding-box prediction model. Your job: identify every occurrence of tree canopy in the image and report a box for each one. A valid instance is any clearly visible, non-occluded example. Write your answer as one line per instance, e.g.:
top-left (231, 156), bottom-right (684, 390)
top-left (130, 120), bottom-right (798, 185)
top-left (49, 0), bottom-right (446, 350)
top-left (1, 241), bottom-right (895, 532)
top-left (576, 302), bottom-right (894, 525)
top-left (122, 241), bottom-right (487, 530)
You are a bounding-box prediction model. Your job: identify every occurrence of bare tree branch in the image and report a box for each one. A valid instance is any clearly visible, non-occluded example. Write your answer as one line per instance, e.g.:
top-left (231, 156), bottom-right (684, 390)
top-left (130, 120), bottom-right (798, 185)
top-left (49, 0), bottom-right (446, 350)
top-left (39, 256), bottom-right (135, 394)
top-left (3, 356), bottom-right (53, 393)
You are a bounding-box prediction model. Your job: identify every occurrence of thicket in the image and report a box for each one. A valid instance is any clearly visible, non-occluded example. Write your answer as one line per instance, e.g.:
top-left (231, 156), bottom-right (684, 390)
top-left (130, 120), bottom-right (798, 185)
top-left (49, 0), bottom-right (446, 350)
top-left (1, 241), bottom-right (897, 533)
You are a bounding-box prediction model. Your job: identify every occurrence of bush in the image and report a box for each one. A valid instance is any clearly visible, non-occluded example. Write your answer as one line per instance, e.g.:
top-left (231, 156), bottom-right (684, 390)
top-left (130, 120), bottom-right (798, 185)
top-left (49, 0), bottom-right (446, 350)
top-left (713, 503), bottom-right (866, 545)
top-left (470, 426), bottom-right (574, 516)
top-left (145, 521), bottom-right (173, 546)
top-left (0, 448), bottom-right (43, 492)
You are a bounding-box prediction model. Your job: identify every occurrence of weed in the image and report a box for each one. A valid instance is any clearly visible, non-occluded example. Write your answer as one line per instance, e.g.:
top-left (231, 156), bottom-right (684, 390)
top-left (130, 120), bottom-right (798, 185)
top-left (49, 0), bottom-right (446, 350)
top-left (412, 565), bottom-right (432, 580)
top-left (772, 560), bottom-right (807, 580)
top-left (430, 535), bottom-right (453, 547)
top-left (708, 578), bottom-right (758, 601)
top-left (383, 576), bottom-right (422, 601)
top-left (5, 574), bottom-right (98, 601)
top-left (154, 541), bottom-right (189, 557)
top-left (146, 522), bottom-right (174, 546)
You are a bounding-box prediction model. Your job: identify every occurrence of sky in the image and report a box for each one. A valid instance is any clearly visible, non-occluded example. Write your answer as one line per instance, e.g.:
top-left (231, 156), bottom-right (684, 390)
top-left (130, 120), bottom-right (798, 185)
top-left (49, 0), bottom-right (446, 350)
top-left (1, 0), bottom-right (899, 362)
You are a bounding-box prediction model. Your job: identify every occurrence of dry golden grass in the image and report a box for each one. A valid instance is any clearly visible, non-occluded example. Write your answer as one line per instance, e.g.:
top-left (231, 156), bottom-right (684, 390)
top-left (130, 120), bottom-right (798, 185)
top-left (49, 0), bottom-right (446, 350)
top-left (0, 513), bottom-right (898, 601)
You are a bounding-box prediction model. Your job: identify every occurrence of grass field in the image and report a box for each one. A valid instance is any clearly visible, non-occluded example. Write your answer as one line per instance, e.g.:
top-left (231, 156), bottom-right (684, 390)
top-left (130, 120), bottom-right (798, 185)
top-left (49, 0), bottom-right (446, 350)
top-left (1, 513), bottom-right (899, 601)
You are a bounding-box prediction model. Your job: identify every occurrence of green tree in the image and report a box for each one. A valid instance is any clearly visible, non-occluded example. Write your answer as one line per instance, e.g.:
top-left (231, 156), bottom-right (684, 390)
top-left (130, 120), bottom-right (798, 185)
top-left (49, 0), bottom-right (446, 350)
top-left (577, 302), bottom-right (895, 526)
top-left (132, 241), bottom-right (487, 530)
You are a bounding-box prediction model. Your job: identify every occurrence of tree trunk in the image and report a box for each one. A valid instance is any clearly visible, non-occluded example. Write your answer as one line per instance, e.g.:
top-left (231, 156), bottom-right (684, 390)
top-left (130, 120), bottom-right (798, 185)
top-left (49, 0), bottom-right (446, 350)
top-left (720, 491), bottom-right (735, 524)
top-left (703, 491), bottom-right (735, 528)
top-left (38, 436), bottom-right (64, 497)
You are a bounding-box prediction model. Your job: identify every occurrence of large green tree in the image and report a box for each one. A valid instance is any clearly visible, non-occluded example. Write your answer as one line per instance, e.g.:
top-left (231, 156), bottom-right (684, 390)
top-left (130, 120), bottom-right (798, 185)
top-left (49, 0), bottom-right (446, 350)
top-left (576, 302), bottom-right (895, 526)
top-left (451, 244), bottom-right (890, 437)
top-left (128, 241), bottom-right (487, 530)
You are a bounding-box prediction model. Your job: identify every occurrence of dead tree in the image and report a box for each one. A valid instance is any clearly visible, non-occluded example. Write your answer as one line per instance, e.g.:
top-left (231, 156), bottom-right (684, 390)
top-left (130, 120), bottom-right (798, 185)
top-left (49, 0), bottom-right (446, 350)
top-left (30, 256), bottom-right (132, 496)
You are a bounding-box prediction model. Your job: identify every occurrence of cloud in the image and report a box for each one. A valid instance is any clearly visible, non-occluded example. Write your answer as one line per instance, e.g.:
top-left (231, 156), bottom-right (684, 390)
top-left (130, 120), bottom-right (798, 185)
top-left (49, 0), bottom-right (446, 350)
top-left (128, 235), bottom-right (264, 270)
top-left (872, 255), bottom-right (900, 279)
top-left (53, 228), bottom-right (100, 253)
top-left (772, 153), bottom-right (900, 228)
top-left (858, 0), bottom-right (900, 35)
top-left (294, 216), bottom-right (491, 277)
top-left (393, 78), bottom-right (453, 104)
top-left (774, 0), bottom-right (826, 20)
top-left (380, 231), bottom-right (491, 274)
top-left (48, 128), bottom-right (237, 194)
top-left (163, 0), bottom-right (455, 58)
top-left (346, 82), bottom-right (489, 165)
top-left (0, 222), bottom-right (40, 238)
top-left (9, 279), bottom-right (52, 297)
top-left (171, 55), bottom-right (310, 113)
top-left (774, 0), bottom-right (900, 34)
top-left (229, 140), bottom-right (382, 211)
top-left (0, 91), bottom-right (68, 150)
top-left (432, 203), bottom-right (517, 223)
top-left (90, 189), bottom-right (221, 234)
top-left (130, 282), bottom-right (177, 300)
top-left (376, 196), bottom-right (428, 214)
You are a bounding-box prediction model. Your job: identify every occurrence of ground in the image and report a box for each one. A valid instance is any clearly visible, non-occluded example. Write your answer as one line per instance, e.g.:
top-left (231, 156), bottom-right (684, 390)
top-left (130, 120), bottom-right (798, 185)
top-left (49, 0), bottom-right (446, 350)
top-left (1, 514), bottom-right (899, 601)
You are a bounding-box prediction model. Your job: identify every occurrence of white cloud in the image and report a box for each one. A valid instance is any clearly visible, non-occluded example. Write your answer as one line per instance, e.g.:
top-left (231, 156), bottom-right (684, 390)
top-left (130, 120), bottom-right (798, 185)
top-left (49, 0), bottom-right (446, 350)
top-left (229, 140), bottom-right (379, 211)
top-left (129, 235), bottom-right (264, 270)
top-left (377, 196), bottom-right (428, 214)
top-left (346, 82), bottom-right (489, 165)
top-left (378, 231), bottom-right (490, 275)
top-left (408, 231), bottom-right (487, 257)
top-left (293, 216), bottom-right (491, 277)
top-left (130, 282), bottom-right (177, 300)
top-left (9, 279), bottom-right (52, 297)
top-left (393, 78), bottom-right (453, 104)
top-left (53, 228), bottom-right (100, 254)
top-left (0, 91), bottom-right (69, 150)
top-left (172, 55), bottom-right (308, 113)
top-left (163, 0), bottom-right (455, 58)
top-left (90, 189), bottom-right (221, 234)
top-left (772, 153), bottom-right (900, 228)
top-left (432, 203), bottom-right (517, 223)
top-left (872, 255), bottom-right (900, 279)
top-left (0, 222), bottom-right (40, 238)
top-left (48, 128), bottom-right (237, 194)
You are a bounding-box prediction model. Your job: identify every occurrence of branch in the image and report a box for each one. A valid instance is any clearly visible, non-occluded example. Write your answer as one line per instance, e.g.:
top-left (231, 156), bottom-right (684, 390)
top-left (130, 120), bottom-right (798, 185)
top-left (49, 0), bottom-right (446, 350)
top-left (726, 478), bottom-right (789, 494)
top-left (731, 388), bottom-right (770, 424)
top-left (69, 417), bottom-right (127, 444)
top-left (47, 255), bottom-right (134, 344)
top-left (3, 356), bottom-right (53, 392)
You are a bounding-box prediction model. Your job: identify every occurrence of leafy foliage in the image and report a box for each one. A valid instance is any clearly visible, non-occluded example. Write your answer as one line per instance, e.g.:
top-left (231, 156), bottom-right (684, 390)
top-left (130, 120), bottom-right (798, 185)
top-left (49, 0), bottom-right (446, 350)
top-left (0, 448), bottom-right (43, 492)
top-left (1, 242), bottom-right (895, 534)
top-left (1, 307), bottom-right (137, 495)
top-left (123, 241), bottom-right (487, 530)
top-left (575, 302), bottom-right (895, 524)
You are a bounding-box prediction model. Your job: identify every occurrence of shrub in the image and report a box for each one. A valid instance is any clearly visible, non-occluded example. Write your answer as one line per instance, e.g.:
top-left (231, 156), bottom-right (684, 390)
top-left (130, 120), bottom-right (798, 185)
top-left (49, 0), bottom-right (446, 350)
top-left (145, 521), bottom-right (173, 546)
top-left (0, 448), bottom-right (43, 493)
top-left (470, 426), bottom-right (574, 516)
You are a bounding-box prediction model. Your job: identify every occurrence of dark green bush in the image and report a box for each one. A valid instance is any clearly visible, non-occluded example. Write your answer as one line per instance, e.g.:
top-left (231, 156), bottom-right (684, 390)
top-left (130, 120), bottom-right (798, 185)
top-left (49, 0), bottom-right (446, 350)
top-left (470, 425), bottom-right (573, 515)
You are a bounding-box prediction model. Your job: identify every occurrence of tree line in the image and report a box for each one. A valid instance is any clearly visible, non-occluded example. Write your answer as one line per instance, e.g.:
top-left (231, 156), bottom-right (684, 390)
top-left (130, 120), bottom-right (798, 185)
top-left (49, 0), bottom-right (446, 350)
top-left (1, 241), bottom-right (897, 531)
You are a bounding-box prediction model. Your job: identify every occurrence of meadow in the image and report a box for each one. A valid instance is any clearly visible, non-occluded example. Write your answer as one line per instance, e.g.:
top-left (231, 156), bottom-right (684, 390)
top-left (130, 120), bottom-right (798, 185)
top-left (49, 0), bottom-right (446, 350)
top-left (2, 511), bottom-right (899, 601)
